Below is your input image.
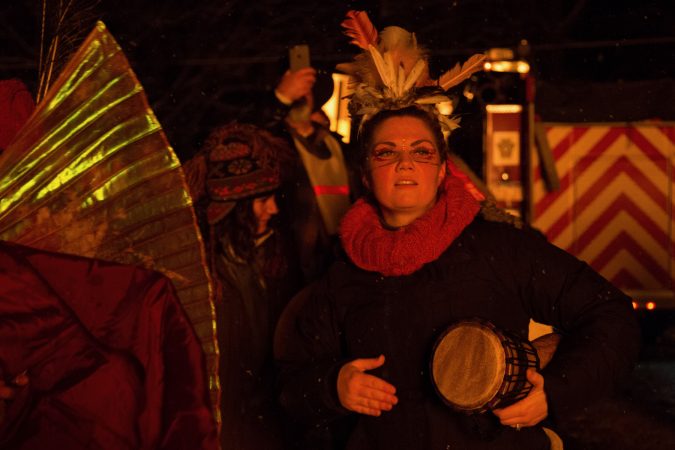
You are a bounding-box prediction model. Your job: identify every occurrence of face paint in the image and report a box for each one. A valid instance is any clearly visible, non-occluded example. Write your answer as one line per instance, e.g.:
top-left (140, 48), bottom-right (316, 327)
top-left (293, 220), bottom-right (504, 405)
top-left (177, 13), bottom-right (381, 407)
top-left (369, 144), bottom-right (442, 168)
top-left (366, 116), bottom-right (446, 227)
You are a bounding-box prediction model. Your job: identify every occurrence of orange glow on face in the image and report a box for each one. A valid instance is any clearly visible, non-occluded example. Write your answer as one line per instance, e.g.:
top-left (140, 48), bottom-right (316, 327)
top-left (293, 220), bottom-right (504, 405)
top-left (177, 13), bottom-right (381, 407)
top-left (632, 301), bottom-right (638, 310)
top-left (367, 116), bottom-right (446, 227)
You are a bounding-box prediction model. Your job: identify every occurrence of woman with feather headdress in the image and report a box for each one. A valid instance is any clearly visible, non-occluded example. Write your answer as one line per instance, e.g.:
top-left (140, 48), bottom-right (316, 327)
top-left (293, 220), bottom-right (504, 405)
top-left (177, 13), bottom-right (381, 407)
top-left (274, 10), bottom-right (640, 450)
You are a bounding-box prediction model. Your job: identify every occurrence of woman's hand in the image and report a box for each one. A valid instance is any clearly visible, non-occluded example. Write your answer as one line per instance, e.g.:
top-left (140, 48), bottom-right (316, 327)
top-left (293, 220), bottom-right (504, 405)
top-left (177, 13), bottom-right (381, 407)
top-left (337, 354), bottom-right (398, 416)
top-left (493, 368), bottom-right (548, 429)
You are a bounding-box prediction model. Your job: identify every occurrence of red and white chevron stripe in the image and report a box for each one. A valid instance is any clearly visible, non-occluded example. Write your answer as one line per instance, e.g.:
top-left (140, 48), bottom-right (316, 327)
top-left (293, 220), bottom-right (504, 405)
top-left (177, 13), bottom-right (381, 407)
top-left (532, 124), bottom-right (675, 295)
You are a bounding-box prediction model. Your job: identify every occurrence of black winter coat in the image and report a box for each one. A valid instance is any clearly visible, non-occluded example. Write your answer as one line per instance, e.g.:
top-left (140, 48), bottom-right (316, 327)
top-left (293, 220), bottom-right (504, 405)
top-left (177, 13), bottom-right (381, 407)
top-left (276, 217), bottom-right (640, 450)
top-left (215, 232), bottom-right (300, 450)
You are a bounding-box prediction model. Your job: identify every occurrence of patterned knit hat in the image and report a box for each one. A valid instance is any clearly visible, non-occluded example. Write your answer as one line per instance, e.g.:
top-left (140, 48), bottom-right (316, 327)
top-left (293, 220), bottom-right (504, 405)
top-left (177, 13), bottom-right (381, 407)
top-left (183, 122), bottom-right (292, 224)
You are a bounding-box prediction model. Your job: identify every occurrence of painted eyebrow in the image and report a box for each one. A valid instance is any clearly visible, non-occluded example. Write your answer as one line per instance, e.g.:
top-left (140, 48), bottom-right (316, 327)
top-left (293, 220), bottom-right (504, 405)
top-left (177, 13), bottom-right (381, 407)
top-left (373, 139), bottom-right (436, 147)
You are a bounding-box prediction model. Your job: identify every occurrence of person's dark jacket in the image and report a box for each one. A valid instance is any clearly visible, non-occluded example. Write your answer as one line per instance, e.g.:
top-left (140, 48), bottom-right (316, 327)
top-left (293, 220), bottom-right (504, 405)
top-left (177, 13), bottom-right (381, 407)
top-left (214, 231), bottom-right (300, 450)
top-left (260, 94), bottom-right (358, 284)
top-left (276, 217), bottom-right (641, 450)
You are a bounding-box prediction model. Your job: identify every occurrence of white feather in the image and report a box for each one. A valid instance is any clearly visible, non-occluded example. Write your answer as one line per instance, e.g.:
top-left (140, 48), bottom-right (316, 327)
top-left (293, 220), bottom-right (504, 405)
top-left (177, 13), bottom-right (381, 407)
top-left (368, 45), bottom-right (391, 89)
top-left (397, 65), bottom-right (406, 97)
top-left (415, 94), bottom-right (451, 105)
top-left (403, 59), bottom-right (426, 93)
top-left (384, 51), bottom-right (397, 91)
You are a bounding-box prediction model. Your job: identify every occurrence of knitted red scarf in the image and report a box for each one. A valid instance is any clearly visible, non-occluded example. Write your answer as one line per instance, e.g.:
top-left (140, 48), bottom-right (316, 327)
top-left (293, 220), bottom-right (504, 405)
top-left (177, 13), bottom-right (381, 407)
top-left (340, 173), bottom-right (480, 276)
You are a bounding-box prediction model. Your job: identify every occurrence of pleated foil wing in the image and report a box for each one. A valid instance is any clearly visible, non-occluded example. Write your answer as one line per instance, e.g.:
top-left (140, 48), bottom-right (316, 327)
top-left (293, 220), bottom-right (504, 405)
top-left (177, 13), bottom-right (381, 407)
top-left (0, 21), bottom-right (220, 423)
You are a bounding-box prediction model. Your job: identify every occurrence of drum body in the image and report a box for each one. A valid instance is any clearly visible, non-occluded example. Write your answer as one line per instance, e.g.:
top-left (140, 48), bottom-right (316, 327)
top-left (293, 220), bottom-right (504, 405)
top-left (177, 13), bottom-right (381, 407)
top-left (430, 319), bottom-right (539, 414)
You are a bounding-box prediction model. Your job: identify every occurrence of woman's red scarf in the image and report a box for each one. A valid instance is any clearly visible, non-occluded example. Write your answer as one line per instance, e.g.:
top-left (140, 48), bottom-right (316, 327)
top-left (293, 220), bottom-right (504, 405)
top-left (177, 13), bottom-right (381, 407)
top-left (340, 169), bottom-right (481, 276)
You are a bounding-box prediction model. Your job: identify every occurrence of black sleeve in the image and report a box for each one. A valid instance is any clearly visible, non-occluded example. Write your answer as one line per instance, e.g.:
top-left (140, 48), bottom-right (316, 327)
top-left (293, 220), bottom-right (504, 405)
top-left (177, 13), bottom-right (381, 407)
top-left (257, 92), bottom-right (293, 139)
top-left (274, 275), bottom-right (352, 427)
top-left (504, 226), bottom-right (641, 422)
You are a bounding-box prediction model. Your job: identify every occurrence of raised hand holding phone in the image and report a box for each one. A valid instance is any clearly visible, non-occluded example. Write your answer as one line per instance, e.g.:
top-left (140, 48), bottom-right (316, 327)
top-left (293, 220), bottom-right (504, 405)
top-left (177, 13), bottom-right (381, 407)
top-left (276, 45), bottom-right (315, 103)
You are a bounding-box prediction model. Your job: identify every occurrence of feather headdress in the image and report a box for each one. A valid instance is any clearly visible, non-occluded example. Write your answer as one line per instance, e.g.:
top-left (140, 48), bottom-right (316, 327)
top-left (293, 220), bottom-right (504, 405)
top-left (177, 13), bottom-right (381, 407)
top-left (336, 10), bottom-right (486, 132)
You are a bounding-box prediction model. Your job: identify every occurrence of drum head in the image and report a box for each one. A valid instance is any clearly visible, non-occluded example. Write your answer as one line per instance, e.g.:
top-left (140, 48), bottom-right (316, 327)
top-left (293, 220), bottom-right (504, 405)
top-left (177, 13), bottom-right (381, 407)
top-left (431, 321), bottom-right (505, 412)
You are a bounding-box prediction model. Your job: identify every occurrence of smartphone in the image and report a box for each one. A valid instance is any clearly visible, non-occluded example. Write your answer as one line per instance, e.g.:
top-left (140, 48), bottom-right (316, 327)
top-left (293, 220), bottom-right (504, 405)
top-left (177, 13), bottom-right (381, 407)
top-left (289, 44), bottom-right (310, 72)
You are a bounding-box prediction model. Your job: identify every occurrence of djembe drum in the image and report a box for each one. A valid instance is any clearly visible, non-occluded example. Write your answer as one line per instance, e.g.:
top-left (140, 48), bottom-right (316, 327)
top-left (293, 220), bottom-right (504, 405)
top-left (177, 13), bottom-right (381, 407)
top-left (430, 318), bottom-right (539, 414)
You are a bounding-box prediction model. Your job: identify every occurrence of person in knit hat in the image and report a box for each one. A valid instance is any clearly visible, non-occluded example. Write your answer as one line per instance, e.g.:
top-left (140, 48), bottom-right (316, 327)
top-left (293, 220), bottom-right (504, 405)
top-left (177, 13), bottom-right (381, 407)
top-left (183, 122), bottom-right (301, 450)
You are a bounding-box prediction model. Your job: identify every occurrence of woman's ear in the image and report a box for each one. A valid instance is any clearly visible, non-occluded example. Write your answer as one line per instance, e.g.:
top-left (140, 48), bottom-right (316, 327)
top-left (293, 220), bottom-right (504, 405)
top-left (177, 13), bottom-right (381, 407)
top-left (437, 161), bottom-right (447, 184)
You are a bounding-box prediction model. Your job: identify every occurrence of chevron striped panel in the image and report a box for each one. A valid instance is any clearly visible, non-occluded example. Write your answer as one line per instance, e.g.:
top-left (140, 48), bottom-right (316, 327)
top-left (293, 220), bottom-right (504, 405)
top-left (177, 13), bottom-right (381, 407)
top-left (532, 124), bottom-right (675, 293)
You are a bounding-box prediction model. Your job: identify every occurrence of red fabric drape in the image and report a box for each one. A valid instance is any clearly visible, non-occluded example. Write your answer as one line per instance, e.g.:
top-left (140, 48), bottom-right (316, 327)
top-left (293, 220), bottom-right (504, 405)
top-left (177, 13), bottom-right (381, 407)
top-left (0, 241), bottom-right (217, 450)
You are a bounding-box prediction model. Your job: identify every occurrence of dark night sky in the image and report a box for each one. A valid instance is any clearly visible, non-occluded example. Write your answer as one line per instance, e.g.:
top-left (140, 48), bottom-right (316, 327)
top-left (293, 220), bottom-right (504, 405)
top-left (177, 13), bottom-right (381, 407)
top-left (1, 0), bottom-right (674, 155)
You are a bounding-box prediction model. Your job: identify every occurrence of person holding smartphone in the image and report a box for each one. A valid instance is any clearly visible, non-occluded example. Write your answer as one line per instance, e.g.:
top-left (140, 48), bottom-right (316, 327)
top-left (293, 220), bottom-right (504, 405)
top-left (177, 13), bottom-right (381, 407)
top-left (264, 46), bottom-right (357, 285)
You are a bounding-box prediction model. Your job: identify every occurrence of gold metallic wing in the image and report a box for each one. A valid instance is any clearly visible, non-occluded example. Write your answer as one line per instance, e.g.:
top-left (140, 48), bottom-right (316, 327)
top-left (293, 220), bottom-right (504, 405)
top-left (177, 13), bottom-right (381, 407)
top-left (0, 21), bottom-right (220, 424)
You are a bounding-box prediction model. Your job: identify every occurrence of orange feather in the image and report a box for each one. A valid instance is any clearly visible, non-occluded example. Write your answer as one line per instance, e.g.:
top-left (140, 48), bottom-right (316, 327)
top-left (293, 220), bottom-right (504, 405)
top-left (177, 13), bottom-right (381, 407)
top-left (341, 10), bottom-right (378, 50)
top-left (438, 53), bottom-right (486, 91)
